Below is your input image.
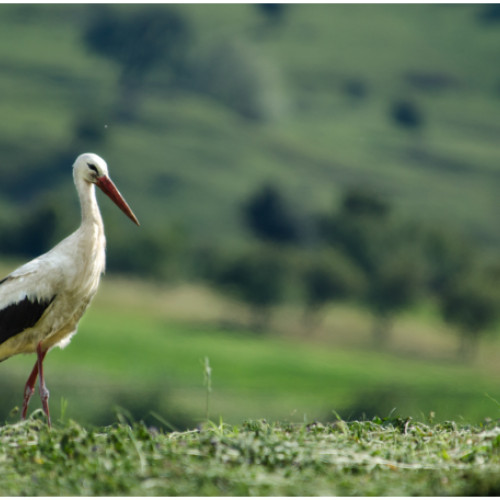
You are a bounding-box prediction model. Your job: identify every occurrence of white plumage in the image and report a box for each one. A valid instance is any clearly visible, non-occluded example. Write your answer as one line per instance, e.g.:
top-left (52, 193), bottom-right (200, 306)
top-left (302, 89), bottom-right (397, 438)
top-left (0, 153), bottom-right (139, 426)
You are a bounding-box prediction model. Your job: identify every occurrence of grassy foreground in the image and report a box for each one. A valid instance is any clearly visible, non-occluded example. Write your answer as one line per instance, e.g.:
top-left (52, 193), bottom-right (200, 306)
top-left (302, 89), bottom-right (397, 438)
top-left (1, 414), bottom-right (500, 495)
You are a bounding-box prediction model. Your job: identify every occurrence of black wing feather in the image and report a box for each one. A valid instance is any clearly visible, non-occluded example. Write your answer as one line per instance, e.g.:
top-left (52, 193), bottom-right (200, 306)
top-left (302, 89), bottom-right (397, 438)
top-left (0, 295), bottom-right (56, 345)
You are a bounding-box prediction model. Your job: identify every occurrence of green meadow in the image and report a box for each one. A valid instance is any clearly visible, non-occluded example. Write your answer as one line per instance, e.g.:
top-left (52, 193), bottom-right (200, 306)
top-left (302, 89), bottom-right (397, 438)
top-left (2, 276), bottom-right (500, 428)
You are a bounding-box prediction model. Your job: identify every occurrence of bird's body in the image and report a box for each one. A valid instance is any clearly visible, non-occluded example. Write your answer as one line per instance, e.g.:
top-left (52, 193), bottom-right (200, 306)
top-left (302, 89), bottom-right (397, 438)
top-left (0, 215), bottom-right (105, 361)
top-left (0, 153), bottom-right (139, 425)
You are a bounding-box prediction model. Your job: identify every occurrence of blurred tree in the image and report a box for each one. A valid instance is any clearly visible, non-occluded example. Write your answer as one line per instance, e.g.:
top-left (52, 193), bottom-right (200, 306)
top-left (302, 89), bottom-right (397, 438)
top-left (477, 4), bottom-right (500, 24)
top-left (366, 248), bottom-right (425, 346)
top-left (340, 188), bottom-right (390, 218)
top-left (390, 99), bottom-right (423, 131)
top-left (256, 4), bottom-right (288, 25)
top-left (421, 227), bottom-right (475, 295)
top-left (83, 6), bottom-right (191, 119)
top-left (106, 225), bottom-right (186, 281)
top-left (73, 111), bottom-right (109, 147)
top-left (301, 249), bottom-right (366, 334)
top-left (0, 198), bottom-right (69, 258)
top-left (343, 78), bottom-right (369, 100)
top-left (405, 71), bottom-right (458, 93)
top-left (243, 184), bottom-right (304, 245)
top-left (318, 187), bottom-right (391, 274)
top-left (0, 112), bottom-right (110, 211)
top-left (318, 188), bottom-right (427, 345)
top-left (440, 270), bottom-right (500, 362)
top-left (0, 150), bottom-right (74, 205)
top-left (213, 246), bottom-right (288, 332)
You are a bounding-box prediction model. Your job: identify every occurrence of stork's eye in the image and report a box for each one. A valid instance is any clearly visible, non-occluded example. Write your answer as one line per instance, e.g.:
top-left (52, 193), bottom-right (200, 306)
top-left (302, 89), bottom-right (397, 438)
top-left (87, 163), bottom-right (98, 174)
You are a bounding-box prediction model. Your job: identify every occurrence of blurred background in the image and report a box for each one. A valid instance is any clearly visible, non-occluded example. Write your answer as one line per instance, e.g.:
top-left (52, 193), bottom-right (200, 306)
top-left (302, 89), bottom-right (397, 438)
top-left (1, 3), bottom-right (500, 428)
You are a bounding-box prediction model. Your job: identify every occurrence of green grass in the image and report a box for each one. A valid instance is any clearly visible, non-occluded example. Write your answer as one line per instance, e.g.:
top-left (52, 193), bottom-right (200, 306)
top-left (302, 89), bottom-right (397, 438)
top-left (1, 416), bottom-right (500, 495)
top-left (2, 278), bottom-right (500, 428)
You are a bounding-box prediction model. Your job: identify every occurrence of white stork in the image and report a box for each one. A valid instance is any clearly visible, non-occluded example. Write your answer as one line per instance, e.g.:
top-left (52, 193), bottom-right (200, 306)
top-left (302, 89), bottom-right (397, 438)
top-left (0, 153), bottom-right (139, 426)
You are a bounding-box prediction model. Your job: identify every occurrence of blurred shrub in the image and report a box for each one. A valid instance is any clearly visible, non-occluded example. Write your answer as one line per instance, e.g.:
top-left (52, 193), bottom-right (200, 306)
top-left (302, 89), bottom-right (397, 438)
top-left (0, 150), bottom-right (75, 205)
top-left (73, 111), bottom-right (109, 147)
top-left (300, 248), bottom-right (366, 332)
top-left (0, 197), bottom-right (71, 258)
top-left (84, 5), bottom-right (191, 81)
top-left (440, 269), bottom-right (500, 361)
top-left (342, 78), bottom-right (369, 100)
top-left (318, 188), bottom-right (430, 344)
top-left (477, 4), bottom-right (500, 24)
top-left (366, 248), bottom-right (425, 345)
top-left (390, 99), bottom-right (424, 130)
top-left (106, 225), bottom-right (186, 282)
top-left (243, 183), bottom-right (304, 245)
top-left (211, 245), bottom-right (288, 331)
top-left (339, 188), bottom-right (390, 219)
top-left (404, 71), bottom-right (459, 93)
top-left (83, 5), bottom-right (192, 118)
top-left (368, 251), bottom-right (421, 315)
top-left (256, 3), bottom-right (288, 25)
top-left (318, 187), bottom-right (392, 275)
top-left (421, 227), bottom-right (475, 294)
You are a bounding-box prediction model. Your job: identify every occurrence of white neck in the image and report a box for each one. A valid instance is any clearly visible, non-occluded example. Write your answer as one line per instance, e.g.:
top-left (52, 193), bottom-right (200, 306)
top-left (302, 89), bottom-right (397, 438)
top-left (75, 176), bottom-right (103, 229)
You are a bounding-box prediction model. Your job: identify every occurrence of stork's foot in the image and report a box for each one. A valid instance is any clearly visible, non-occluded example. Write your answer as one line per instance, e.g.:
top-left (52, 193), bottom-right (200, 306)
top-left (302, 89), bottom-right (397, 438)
top-left (39, 383), bottom-right (51, 427)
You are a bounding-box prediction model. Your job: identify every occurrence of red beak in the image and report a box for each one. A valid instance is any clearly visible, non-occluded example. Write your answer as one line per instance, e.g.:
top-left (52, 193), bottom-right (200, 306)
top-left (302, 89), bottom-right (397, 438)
top-left (96, 176), bottom-right (140, 226)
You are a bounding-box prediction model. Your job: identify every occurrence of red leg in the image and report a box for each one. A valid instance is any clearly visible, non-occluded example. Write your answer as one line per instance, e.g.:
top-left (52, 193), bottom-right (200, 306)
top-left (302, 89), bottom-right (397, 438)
top-left (21, 343), bottom-right (49, 426)
top-left (21, 355), bottom-right (43, 419)
top-left (36, 343), bottom-right (51, 427)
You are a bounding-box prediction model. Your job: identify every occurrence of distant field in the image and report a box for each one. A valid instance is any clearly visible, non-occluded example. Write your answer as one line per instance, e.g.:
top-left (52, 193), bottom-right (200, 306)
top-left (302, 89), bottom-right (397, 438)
top-left (2, 277), bottom-right (500, 428)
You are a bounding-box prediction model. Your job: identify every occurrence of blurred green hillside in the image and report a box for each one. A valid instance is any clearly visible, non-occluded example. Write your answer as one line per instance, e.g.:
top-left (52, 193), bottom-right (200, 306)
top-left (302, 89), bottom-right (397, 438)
top-left (0, 3), bottom-right (499, 250)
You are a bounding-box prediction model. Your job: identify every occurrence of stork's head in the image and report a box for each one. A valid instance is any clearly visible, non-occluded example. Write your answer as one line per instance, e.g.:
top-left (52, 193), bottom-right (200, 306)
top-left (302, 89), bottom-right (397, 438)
top-left (73, 153), bottom-right (140, 226)
top-left (74, 152), bottom-right (109, 183)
